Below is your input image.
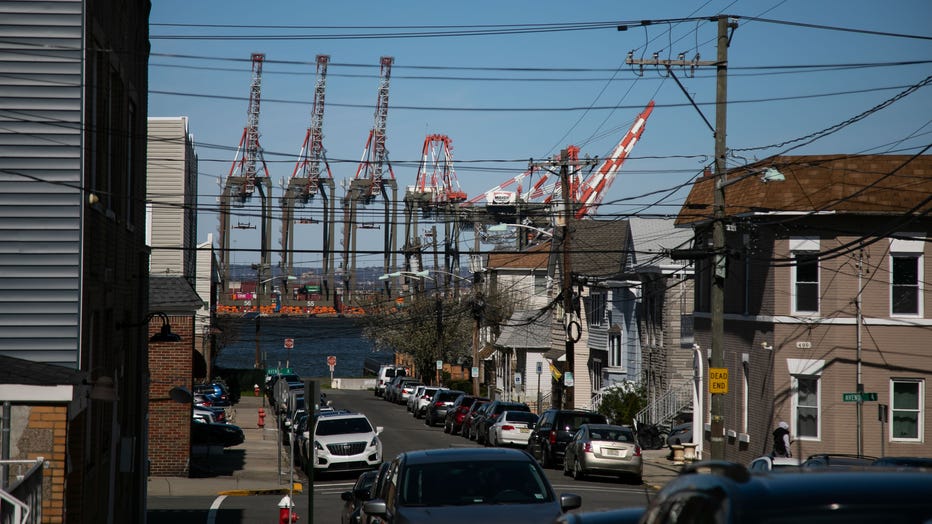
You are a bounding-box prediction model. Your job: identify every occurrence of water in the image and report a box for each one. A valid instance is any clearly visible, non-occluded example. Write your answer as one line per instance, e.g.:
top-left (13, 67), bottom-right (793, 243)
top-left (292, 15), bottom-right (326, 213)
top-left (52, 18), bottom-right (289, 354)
top-left (214, 316), bottom-right (393, 377)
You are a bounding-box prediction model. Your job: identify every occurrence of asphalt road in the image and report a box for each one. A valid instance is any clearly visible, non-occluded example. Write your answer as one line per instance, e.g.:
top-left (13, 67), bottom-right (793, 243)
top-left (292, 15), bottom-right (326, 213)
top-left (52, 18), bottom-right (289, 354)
top-left (148, 388), bottom-right (655, 523)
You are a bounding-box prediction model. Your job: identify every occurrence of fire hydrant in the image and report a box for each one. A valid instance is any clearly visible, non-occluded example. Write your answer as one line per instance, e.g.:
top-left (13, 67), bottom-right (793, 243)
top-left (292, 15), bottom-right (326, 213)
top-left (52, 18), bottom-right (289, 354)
top-left (257, 408), bottom-right (266, 428)
top-left (278, 495), bottom-right (299, 523)
top-left (254, 383), bottom-right (260, 397)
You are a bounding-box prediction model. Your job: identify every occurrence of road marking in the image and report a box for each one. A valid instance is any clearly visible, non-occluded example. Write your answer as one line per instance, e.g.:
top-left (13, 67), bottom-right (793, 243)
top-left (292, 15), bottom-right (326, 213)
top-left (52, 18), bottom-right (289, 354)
top-left (207, 495), bottom-right (226, 524)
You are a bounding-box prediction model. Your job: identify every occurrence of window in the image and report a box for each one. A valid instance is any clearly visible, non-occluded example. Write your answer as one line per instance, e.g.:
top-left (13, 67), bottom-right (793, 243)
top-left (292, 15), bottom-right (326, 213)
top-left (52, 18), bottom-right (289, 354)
top-left (533, 274), bottom-right (547, 295)
top-left (889, 233), bottom-right (923, 316)
top-left (794, 375), bottom-right (820, 439)
top-left (891, 255), bottom-right (920, 315)
top-left (587, 292), bottom-right (605, 327)
top-left (591, 358), bottom-right (603, 392)
top-left (890, 379), bottom-right (922, 441)
top-left (608, 326), bottom-right (623, 368)
top-left (792, 252), bottom-right (819, 314)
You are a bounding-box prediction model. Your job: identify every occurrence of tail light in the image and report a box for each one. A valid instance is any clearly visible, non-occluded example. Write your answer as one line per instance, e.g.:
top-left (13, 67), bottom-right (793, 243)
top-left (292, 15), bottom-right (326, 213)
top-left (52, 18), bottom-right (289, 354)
top-left (502, 425), bottom-right (515, 431)
top-left (433, 400), bottom-right (443, 407)
top-left (583, 442), bottom-right (593, 454)
top-left (634, 445), bottom-right (642, 456)
top-left (549, 430), bottom-right (557, 445)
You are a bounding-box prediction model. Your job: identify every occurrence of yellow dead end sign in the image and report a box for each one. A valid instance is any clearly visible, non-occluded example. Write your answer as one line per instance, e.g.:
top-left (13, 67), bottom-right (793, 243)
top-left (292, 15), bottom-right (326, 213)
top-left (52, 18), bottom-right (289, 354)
top-left (709, 367), bottom-right (729, 394)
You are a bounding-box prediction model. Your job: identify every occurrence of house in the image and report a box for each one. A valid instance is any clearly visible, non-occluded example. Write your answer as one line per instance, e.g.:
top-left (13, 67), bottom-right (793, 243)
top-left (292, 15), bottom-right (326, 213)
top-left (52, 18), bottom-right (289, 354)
top-left (676, 154), bottom-right (932, 462)
top-left (0, 1), bottom-right (151, 522)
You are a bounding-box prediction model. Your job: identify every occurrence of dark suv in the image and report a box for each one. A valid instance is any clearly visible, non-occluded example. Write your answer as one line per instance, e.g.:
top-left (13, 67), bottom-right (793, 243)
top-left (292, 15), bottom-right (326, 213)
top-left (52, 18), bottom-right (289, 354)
top-left (424, 389), bottom-right (464, 426)
top-left (473, 400), bottom-right (531, 445)
top-left (556, 461), bottom-right (932, 523)
top-left (443, 395), bottom-right (487, 435)
top-left (528, 409), bottom-right (607, 468)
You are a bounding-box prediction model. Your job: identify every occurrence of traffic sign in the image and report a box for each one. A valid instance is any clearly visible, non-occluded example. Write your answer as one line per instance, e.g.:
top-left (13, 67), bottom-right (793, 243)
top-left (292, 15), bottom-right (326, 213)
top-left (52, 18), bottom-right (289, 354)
top-left (709, 368), bottom-right (728, 394)
top-left (436, 360), bottom-right (443, 370)
top-left (284, 338), bottom-right (294, 349)
top-left (327, 355), bottom-right (336, 367)
top-left (843, 392), bottom-right (877, 402)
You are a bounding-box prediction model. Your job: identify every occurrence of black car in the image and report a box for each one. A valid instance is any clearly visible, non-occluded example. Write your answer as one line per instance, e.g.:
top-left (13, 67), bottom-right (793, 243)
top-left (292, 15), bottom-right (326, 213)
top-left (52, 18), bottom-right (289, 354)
top-left (424, 389), bottom-right (465, 427)
top-left (472, 400), bottom-right (530, 445)
top-left (362, 447), bottom-right (581, 524)
top-left (443, 395), bottom-right (486, 435)
top-left (340, 469), bottom-right (378, 524)
top-left (190, 420), bottom-right (245, 447)
top-left (556, 460), bottom-right (932, 523)
top-left (527, 409), bottom-right (607, 468)
top-left (802, 453), bottom-right (878, 469)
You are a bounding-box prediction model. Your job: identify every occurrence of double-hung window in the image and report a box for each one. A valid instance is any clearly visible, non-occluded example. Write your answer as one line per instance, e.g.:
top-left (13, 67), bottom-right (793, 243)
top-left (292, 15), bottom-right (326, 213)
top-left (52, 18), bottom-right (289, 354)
top-left (890, 233), bottom-right (924, 316)
top-left (794, 375), bottom-right (820, 439)
top-left (890, 379), bottom-right (923, 441)
top-left (790, 237), bottom-right (820, 315)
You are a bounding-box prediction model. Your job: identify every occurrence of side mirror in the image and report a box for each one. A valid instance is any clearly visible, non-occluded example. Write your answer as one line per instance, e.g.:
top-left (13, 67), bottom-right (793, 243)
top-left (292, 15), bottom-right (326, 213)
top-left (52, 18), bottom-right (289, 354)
top-left (376, 426), bottom-right (384, 435)
top-left (362, 500), bottom-right (388, 517)
top-left (340, 491), bottom-right (353, 502)
top-left (559, 493), bottom-right (582, 512)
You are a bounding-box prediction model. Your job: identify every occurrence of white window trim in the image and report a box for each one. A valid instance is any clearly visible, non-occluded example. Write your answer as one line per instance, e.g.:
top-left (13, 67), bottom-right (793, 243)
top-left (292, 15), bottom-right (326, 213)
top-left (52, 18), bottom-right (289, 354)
top-left (788, 358), bottom-right (824, 441)
top-left (741, 354), bottom-right (749, 434)
top-left (889, 378), bottom-right (924, 443)
top-left (889, 233), bottom-right (924, 318)
top-left (790, 246), bottom-right (820, 316)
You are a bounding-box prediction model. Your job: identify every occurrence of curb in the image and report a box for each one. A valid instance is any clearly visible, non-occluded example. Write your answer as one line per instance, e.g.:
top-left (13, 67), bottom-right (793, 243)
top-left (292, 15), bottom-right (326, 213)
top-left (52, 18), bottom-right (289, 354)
top-left (218, 482), bottom-right (303, 497)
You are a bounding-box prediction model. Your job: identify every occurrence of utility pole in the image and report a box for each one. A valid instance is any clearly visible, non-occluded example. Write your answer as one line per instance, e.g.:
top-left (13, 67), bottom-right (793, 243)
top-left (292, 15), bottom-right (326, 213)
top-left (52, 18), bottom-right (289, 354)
top-left (626, 15), bottom-right (736, 460)
top-left (559, 149), bottom-right (575, 409)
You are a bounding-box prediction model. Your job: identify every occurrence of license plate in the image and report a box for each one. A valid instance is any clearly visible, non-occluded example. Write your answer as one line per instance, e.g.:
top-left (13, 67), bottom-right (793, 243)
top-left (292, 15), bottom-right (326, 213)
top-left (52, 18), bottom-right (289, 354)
top-left (519, 428), bottom-right (530, 433)
top-left (604, 448), bottom-right (626, 457)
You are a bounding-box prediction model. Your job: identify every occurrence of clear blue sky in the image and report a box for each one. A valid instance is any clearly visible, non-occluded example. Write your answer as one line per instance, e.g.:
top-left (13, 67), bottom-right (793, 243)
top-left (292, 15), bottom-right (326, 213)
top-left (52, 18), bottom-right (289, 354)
top-left (147, 0), bottom-right (932, 269)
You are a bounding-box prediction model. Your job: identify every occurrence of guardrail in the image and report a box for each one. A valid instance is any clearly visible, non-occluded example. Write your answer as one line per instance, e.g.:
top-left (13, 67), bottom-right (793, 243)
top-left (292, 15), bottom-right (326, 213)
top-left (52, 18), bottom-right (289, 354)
top-left (0, 457), bottom-right (45, 524)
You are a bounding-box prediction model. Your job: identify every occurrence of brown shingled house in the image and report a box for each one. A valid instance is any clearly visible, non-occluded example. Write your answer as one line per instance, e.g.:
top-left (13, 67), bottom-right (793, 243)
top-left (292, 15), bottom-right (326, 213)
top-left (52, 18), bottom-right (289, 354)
top-left (676, 154), bottom-right (932, 463)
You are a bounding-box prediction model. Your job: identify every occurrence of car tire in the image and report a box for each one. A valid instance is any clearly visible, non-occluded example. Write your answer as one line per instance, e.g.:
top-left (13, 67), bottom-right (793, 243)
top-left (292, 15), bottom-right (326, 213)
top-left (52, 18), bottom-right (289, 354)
top-left (563, 456), bottom-right (571, 476)
top-left (424, 414), bottom-right (432, 427)
top-left (443, 421), bottom-right (451, 433)
top-left (572, 459), bottom-right (585, 480)
top-left (541, 446), bottom-right (552, 469)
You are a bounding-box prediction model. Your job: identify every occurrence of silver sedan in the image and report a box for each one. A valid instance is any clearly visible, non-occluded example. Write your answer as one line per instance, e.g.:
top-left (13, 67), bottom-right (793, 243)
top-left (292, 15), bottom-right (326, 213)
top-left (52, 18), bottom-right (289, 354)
top-left (563, 424), bottom-right (642, 483)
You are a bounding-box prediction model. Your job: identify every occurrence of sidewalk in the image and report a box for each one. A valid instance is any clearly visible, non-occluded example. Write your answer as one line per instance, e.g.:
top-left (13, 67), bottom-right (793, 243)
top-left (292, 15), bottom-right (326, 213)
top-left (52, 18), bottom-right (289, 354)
top-left (147, 394), bottom-right (296, 497)
top-left (639, 448), bottom-right (685, 490)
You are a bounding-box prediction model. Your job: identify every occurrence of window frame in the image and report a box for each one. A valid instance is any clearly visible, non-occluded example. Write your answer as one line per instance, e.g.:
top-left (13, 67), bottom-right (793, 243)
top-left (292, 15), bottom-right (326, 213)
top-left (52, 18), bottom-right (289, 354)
top-left (791, 251), bottom-right (820, 315)
top-left (889, 378), bottom-right (923, 442)
top-left (890, 253), bottom-right (922, 317)
top-left (586, 291), bottom-right (606, 327)
top-left (792, 374), bottom-right (821, 441)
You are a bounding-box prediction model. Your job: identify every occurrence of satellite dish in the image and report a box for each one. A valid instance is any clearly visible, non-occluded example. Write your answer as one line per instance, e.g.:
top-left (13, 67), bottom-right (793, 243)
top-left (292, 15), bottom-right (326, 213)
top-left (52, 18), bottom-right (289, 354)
top-left (169, 386), bottom-right (193, 404)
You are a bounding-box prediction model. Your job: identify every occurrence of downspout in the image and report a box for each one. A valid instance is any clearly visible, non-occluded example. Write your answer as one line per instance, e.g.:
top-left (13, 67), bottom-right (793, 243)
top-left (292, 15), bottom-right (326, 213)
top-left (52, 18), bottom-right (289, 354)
top-left (692, 344), bottom-right (704, 459)
top-left (2, 401), bottom-right (10, 488)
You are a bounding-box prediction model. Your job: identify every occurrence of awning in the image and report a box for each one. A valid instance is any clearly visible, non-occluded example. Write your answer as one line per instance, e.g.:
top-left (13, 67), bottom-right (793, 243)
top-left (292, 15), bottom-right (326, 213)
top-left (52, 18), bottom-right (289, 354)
top-left (477, 343), bottom-right (497, 360)
top-left (543, 348), bottom-right (566, 362)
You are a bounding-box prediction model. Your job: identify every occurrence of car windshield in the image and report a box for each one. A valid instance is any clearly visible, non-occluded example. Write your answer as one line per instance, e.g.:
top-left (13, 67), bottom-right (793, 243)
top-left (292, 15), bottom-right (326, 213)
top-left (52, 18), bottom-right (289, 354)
top-left (316, 417), bottom-right (373, 436)
top-left (559, 415), bottom-right (607, 432)
top-left (399, 461), bottom-right (552, 507)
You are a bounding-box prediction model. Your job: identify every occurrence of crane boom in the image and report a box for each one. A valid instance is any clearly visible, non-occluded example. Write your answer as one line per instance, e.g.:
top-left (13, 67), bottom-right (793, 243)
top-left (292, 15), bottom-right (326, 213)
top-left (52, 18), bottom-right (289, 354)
top-left (574, 100), bottom-right (654, 219)
top-left (353, 56), bottom-right (395, 203)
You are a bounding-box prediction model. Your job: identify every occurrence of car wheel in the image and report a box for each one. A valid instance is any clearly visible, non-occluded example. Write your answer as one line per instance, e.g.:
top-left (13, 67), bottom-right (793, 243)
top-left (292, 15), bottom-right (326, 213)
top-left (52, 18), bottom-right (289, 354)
top-left (489, 431), bottom-right (496, 447)
top-left (541, 446), bottom-right (552, 468)
top-left (443, 421), bottom-right (451, 433)
top-left (572, 459), bottom-right (585, 480)
top-left (563, 455), bottom-right (571, 476)
top-left (424, 414), bottom-right (432, 426)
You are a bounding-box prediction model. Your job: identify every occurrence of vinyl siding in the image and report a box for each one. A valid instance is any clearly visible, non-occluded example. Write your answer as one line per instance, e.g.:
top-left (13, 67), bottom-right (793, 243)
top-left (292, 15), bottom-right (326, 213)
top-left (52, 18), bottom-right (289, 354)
top-left (0, 0), bottom-right (83, 366)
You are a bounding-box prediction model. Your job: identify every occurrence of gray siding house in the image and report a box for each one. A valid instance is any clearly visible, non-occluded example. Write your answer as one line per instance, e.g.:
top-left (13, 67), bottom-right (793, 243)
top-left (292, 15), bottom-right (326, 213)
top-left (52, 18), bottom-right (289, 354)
top-left (0, 1), bottom-right (152, 522)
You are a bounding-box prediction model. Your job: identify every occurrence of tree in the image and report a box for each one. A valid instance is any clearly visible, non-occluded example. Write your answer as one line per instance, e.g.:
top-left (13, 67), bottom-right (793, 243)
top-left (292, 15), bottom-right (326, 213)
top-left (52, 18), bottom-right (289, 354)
top-left (596, 381), bottom-right (647, 426)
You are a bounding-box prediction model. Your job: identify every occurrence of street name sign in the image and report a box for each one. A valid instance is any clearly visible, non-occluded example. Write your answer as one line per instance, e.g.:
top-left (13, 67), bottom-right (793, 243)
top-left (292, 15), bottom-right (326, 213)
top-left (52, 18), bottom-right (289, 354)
top-left (843, 392), bottom-right (877, 402)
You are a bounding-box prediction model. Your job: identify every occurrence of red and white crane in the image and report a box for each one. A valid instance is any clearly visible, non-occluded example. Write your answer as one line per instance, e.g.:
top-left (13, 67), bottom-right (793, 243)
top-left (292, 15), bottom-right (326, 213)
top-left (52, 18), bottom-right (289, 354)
top-left (411, 134), bottom-right (467, 205)
top-left (351, 56), bottom-right (396, 204)
top-left (573, 100), bottom-right (654, 219)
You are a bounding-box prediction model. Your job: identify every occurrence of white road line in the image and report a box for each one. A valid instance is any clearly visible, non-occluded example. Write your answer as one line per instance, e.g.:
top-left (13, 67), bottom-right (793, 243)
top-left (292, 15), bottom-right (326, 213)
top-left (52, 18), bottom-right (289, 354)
top-left (206, 495), bottom-right (226, 524)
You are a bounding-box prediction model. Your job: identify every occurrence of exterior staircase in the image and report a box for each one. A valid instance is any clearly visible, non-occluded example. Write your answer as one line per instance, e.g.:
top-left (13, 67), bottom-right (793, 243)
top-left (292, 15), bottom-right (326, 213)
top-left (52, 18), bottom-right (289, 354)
top-left (635, 381), bottom-right (693, 427)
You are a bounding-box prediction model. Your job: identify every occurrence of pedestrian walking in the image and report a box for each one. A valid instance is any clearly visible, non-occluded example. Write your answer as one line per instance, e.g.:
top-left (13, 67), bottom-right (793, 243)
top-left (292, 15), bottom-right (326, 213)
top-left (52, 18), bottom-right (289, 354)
top-left (772, 421), bottom-right (792, 458)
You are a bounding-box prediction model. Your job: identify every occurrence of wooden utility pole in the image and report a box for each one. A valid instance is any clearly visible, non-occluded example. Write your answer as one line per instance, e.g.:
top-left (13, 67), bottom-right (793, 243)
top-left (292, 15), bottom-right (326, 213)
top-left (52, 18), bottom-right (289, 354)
top-left (559, 149), bottom-right (575, 409)
top-left (627, 15), bottom-right (736, 460)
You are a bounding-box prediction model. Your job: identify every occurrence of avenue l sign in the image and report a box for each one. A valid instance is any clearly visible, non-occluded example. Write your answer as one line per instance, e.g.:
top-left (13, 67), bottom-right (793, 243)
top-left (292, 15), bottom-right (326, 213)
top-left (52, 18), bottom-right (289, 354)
top-left (842, 392), bottom-right (878, 402)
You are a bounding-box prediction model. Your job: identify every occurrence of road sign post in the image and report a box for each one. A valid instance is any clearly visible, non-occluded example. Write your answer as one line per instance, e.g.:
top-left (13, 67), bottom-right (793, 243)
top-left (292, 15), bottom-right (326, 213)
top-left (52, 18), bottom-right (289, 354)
top-left (327, 355), bottom-right (336, 381)
top-left (284, 338), bottom-right (294, 367)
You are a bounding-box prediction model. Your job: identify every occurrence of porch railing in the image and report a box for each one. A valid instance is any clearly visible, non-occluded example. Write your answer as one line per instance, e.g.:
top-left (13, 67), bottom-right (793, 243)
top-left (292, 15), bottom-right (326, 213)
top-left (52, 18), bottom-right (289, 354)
top-left (0, 457), bottom-right (45, 524)
top-left (635, 381), bottom-right (693, 427)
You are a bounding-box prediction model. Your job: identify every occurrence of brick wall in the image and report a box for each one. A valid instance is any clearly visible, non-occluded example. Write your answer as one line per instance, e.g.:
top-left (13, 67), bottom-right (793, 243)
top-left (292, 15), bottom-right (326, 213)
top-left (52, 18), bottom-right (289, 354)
top-left (147, 315), bottom-right (193, 476)
top-left (11, 404), bottom-right (69, 524)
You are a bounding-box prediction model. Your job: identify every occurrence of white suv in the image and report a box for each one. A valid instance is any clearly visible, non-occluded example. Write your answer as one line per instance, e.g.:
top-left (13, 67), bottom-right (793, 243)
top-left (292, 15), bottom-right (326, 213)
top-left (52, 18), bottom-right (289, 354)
top-left (304, 411), bottom-right (383, 475)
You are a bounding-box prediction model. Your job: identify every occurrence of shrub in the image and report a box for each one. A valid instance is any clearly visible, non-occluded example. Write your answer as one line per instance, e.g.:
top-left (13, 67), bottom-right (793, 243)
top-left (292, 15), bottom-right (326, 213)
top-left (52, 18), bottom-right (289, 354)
top-left (596, 381), bottom-right (647, 426)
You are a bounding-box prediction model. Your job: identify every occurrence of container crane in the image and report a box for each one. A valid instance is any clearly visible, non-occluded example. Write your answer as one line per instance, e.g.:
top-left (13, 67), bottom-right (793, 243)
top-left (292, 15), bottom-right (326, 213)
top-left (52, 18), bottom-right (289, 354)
top-left (402, 134), bottom-right (467, 291)
top-left (218, 53), bottom-right (273, 295)
top-left (281, 55), bottom-right (336, 306)
top-left (341, 56), bottom-right (398, 301)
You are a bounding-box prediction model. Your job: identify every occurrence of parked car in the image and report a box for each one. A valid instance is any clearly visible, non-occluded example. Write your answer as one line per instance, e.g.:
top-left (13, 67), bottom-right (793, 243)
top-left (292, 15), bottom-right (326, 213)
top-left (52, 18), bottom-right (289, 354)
top-left (406, 385), bottom-right (428, 414)
top-left (473, 400), bottom-right (531, 445)
top-left (193, 382), bottom-right (231, 407)
top-left (527, 409), bottom-right (608, 469)
top-left (463, 401), bottom-right (492, 441)
top-left (665, 421), bottom-right (692, 447)
top-left (443, 395), bottom-right (486, 434)
top-left (487, 410), bottom-right (538, 447)
top-left (361, 447), bottom-right (581, 524)
top-left (557, 461), bottom-right (932, 523)
top-left (304, 411), bottom-right (383, 476)
top-left (748, 455), bottom-right (801, 472)
top-left (191, 419), bottom-right (244, 447)
top-left (412, 387), bottom-right (440, 419)
top-left (375, 365), bottom-right (405, 397)
top-left (802, 453), bottom-right (878, 470)
top-left (193, 405), bottom-right (226, 424)
top-left (397, 379), bottom-right (423, 405)
top-left (340, 469), bottom-right (378, 524)
top-left (871, 456), bottom-right (932, 469)
top-left (562, 424), bottom-right (642, 483)
top-left (424, 389), bottom-right (466, 427)
top-left (384, 376), bottom-right (416, 403)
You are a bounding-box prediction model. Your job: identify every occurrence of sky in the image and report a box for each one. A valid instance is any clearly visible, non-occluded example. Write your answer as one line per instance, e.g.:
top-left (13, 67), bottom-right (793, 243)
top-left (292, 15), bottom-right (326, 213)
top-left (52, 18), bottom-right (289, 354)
top-left (147, 0), bottom-right (932, 271)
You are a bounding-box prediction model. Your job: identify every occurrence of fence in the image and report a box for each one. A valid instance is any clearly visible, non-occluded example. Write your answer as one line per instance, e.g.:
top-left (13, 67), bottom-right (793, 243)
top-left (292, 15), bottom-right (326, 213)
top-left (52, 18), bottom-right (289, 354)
top-left (0, 457), bottom-right (45, 524)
